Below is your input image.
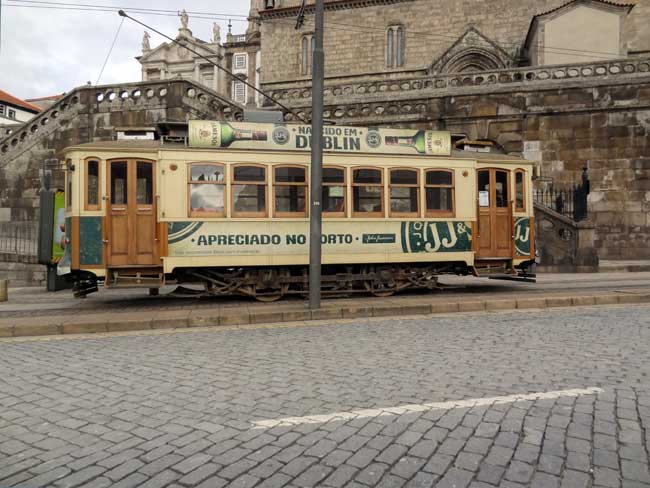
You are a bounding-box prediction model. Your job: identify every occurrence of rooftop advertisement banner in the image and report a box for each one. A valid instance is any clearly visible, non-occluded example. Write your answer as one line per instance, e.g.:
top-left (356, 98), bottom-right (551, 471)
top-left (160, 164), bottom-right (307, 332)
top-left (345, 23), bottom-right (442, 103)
top-left (188, 120), bottom-right (452, 156)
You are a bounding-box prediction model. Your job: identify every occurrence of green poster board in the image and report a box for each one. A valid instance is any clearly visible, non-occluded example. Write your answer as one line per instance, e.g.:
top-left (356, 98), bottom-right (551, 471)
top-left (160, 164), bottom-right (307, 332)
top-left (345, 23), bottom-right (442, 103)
top-left (52, 191), bottom-right (65, 262)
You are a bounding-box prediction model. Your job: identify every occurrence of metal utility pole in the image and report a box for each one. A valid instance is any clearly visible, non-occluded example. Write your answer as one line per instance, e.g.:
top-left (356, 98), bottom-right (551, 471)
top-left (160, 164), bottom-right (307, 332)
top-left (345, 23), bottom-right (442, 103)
top-left (309, 0), bottom-right (324, 310)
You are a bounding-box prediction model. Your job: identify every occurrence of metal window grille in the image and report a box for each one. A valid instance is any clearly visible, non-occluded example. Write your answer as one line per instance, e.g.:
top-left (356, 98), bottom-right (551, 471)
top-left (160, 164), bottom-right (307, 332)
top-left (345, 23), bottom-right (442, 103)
top-left (234, 54), bottom-right (247, 69)
top-left (0, 222), bottom-right (39, 263)
top-left (233, 81), bottom-right (246, 103)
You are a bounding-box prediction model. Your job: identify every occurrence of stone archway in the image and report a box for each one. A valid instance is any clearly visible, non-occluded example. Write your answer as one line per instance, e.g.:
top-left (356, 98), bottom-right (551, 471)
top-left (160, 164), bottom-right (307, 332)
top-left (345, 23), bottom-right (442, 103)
top-left (429, 26), bottom-right (513, 75)
top-left (441, 47), bottom-right (507, 73)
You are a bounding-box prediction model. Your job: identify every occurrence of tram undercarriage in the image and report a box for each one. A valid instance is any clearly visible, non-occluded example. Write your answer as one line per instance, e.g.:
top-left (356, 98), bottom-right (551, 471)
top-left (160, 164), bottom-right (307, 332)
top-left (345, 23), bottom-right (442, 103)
top-left (68, 260), bottom-right (530, 301)
top-left (81, 263), bottom-right (466, 300)
top-left (173, 263), bottom-right (472, 301)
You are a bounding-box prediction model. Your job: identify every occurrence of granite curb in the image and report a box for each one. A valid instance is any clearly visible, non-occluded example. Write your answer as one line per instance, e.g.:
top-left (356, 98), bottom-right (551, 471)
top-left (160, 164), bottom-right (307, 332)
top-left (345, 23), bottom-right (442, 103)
top-left (1, 291), bottom-right (649, 338)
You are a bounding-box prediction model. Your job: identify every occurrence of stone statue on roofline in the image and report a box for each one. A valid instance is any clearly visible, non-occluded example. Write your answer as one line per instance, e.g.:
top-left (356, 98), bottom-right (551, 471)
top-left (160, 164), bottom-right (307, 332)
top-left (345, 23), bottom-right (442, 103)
top-left (142, 31), bottom-right (151, 52)
top-left (213, 22), bottom-right (221, 44)
top-left (179, 9), bottom-right (189, 29)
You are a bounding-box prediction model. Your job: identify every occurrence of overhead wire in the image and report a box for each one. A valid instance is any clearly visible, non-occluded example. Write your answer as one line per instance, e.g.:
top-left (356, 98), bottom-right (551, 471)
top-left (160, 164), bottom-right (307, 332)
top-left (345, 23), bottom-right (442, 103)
top-left (6, 0), bottom-right (249, 17)
top-left (4, 0), bottom-right (626, 59)
top-left (95, 15), bottom-right (123, 85)
top-left (4, 3), bottom-right (248, 22)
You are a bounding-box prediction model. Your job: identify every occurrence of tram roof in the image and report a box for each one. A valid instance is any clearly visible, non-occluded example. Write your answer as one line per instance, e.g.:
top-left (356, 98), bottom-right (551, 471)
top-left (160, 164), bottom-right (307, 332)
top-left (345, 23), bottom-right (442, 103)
top-left (65, 140), bottom-right (527, 162)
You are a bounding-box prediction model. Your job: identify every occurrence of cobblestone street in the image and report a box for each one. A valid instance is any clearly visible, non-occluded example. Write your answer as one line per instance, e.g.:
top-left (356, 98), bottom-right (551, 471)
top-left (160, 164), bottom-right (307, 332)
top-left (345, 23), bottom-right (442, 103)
top-left (1, 304), bottom-right (650, 488)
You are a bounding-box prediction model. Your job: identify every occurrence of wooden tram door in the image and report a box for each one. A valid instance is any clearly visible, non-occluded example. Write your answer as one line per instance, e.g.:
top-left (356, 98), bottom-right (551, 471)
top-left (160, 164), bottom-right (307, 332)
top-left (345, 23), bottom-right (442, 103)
top-left (476, 169), bottom-right (512, 258)
top-left (107, 160), bottom-right (158, 266)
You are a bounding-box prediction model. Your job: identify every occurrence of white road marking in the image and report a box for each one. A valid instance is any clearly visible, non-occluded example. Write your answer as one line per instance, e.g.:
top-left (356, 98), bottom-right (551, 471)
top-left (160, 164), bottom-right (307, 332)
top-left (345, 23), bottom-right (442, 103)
top-left (251, 387), bottom-right (603, 429)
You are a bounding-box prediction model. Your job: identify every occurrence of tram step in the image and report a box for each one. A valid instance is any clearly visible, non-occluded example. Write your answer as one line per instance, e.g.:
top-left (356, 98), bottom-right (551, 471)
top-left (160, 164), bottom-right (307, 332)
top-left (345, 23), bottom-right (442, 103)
top-left (488, 274), bottom-right (537, 283)
top-left (106, 269), bottom-right (165, 288)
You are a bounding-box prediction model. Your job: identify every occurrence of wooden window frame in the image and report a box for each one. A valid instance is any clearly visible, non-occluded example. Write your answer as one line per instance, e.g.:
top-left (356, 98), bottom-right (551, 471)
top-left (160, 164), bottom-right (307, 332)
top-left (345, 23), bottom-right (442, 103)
top-left (273, 164), bottom-right (308, 218)
top-left (389, 167), bottom-right (419, 218)
top-left (84, 158), bottom-right (102, 211)
top-left (515, 168), bottom-right (526, 213)
top-left (231, 163), bottom-right (268, 218)
top-left (322, 165), bottom-right (346, 218)
top-left (187, 162), bottom-right (226, 218)
top-left (352, 167), bottom-right (384, 218)
top-left (424, 169), bottom-right (455, 218)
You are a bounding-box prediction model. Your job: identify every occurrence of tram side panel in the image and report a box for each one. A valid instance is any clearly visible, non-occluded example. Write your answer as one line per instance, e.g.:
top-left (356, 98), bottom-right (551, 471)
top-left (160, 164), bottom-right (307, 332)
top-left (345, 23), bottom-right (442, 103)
top-left (158, 156), bottom-right (478, 273)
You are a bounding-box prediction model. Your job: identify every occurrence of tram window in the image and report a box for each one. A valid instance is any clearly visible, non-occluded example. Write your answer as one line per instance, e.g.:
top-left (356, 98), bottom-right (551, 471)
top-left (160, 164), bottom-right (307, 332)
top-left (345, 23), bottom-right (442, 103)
top-left (189, 163), bottom-right (225, 216)
top-left (323, 167), bottom-right (345, 216)
top-left (274, 166), bottom-right (307, 217)
top-left (111, 162), bottom-right (128, 205)
top-left (232, 165), bottom-right (267, 217)
top-left (353, 168), bottom-right (383, 217)
top-left (85, 159), bottom-right (100, 210)
top-left (515, 170), bottom-right (525, 212)
top-left (495, 171), bottom-right (508, 208)
top-left (425, 169), bottom-right (454, 216)
top-left (390, 168), bottom-right (419, 216)
top-left (136, 162), bottom-right (153, 205)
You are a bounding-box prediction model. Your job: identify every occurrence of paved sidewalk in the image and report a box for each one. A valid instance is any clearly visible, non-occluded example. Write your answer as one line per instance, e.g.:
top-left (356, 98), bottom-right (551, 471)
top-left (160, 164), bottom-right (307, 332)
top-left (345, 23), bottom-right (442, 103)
top-left (1, 272), bottom-right (650, 338)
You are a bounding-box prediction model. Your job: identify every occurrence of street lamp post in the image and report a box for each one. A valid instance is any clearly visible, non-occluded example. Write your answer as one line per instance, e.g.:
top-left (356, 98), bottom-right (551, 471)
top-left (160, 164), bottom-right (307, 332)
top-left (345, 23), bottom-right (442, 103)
top-left (309, 0), bottom-right (324, 310)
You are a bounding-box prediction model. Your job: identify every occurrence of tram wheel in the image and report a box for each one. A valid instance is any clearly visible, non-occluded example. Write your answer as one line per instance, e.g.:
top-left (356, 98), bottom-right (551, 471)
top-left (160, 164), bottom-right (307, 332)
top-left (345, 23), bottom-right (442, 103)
top-left (249, 268), bottom-right (290, 302)
top-left (362, 265), bottom-right (402, 297)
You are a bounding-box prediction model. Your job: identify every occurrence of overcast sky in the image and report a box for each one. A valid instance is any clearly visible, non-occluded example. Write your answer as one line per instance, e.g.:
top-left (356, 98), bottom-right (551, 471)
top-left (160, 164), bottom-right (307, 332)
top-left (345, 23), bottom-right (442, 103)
top-left (0, 1), bottom-right (250, 100)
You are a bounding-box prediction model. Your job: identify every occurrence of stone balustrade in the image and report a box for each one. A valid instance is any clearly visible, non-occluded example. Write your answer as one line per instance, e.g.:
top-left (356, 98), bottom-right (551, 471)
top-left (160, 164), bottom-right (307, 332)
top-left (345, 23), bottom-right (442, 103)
top-left (0, 79), bottom-right (242, 161)
top-left (227, 34), bottom-right (248, 43)
top-left (262, 57), bottom-right (650, 112)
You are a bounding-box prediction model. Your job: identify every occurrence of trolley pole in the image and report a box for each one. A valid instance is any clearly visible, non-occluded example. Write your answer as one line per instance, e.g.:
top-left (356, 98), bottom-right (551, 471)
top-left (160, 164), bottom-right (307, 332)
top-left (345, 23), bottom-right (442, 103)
top-left (309, 0), bottom-right (325, 310)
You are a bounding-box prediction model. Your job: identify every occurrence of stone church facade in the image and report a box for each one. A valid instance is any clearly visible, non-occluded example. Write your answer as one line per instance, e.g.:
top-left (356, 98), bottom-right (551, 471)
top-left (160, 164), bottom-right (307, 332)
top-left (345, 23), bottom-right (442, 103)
top-left (138, 15), bottom-right (262, 107)
top-left (249, 0), bottom-right (650, 260)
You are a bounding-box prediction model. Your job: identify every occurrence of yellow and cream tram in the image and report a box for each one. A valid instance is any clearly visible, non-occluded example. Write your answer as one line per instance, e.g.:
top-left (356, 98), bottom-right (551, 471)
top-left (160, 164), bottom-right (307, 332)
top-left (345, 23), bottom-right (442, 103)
top-left (53, 121), bottom-right (535, 300)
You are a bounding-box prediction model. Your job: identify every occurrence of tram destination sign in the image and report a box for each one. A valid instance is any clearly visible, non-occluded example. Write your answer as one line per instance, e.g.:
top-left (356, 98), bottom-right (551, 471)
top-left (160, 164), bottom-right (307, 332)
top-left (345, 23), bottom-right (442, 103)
top-left (188, 120), bottom-right (452, 156)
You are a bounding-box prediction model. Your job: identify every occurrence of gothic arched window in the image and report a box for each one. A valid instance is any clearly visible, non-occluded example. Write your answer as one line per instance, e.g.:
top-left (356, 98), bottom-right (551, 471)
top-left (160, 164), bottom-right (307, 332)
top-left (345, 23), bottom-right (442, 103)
top-left (301, 34), bottom-right (315, 75)
top-left (386, 25), bottom-right (405, 68)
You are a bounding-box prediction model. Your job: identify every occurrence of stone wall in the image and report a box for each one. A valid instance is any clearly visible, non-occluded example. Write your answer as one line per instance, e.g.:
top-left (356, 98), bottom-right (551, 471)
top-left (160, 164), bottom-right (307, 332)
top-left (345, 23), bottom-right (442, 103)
top-left (258, 0), bottom-right (649, 83)
top-left (626, 0), bottom-right (650, 54)
top-left (0, 80), bottom-right (241, 223)
top-left (441, 84), bottom-right (650, 259)
top-left (0, 262), bottom-right (45, 288)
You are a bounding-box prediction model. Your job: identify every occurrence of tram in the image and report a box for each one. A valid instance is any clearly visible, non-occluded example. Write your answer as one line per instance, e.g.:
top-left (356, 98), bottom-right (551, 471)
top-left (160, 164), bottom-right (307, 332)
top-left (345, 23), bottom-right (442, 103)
top-left (47, 120), bottom-right (535, 300)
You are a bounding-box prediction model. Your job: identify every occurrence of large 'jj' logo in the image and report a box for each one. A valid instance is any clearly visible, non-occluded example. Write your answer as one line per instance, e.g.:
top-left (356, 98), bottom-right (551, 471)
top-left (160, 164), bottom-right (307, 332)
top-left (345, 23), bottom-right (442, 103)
top-left (401, 221), bottom-right (472, 253)
top-left (514, 218), bottom-right (531, 256)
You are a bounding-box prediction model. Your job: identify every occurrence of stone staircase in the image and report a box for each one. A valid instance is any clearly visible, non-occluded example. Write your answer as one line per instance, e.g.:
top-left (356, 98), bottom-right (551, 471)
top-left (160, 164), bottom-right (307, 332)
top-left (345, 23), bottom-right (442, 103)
top-left (534, 203), bottom-right (599, 273)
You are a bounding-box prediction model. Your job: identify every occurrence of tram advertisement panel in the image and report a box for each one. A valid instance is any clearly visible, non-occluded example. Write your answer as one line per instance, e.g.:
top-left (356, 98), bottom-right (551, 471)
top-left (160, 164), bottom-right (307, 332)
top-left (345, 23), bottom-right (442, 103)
top-left (52, 191), bottom-right (66, 263)
top-left (188, 120), bottom-right (452, 157)
top-left (168, 221), bottom-right (472, 257)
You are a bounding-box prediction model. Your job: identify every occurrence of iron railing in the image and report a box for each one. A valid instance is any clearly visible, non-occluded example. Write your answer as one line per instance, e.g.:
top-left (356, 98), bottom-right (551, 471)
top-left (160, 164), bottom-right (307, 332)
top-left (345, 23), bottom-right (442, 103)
top-left (0, 221), bottom-right (39, 262)
top-left (534, 168), bottom-right (590, 222)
